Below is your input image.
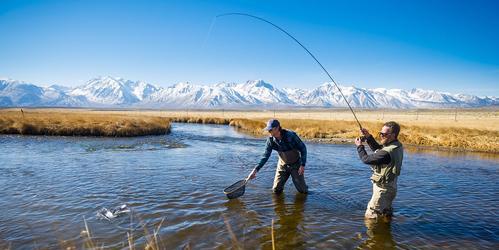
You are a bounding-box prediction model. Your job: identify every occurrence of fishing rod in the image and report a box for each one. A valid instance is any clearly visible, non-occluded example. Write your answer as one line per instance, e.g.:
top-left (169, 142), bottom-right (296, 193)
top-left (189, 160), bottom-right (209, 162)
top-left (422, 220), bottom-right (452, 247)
top-left (215, 12), bottom-right (363, 130)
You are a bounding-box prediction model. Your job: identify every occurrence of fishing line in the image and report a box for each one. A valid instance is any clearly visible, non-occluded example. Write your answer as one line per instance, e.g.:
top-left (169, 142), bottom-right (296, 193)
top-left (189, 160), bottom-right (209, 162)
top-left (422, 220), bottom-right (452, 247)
top-left (215, 12), bottom-right (363, 129)
top-left (202, 17), bottom-right (218, 49)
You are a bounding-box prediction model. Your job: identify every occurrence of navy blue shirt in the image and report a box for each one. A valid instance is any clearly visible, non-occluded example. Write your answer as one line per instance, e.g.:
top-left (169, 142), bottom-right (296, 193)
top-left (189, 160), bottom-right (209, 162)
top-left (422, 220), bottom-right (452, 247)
top-left (255, 129), bottom-right (307, 171)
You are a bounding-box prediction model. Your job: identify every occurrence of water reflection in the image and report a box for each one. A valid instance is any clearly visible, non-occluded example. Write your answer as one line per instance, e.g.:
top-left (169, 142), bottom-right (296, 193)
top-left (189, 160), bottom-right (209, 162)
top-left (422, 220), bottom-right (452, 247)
top-left (272, 194), bottom-right (307, 249)
top-left (358, 219), bottom-right (396, 250)
top-left (405, 146), bottom-right (499, 162)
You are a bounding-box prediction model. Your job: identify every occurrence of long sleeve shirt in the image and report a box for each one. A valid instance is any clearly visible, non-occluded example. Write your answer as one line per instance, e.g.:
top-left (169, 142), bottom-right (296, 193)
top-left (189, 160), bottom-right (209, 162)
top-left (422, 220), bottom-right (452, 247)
top-left (357, 135), bottom-right (391, 165)
top-left (255, 130), bottom-right (307, 171)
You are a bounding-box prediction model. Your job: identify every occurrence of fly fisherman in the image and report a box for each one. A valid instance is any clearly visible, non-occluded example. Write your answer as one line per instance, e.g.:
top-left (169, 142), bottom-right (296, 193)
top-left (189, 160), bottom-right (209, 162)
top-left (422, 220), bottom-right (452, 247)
top-left (247, 119), bottom-right (308, 194)
top-left (355, 121), bottom-right (403, 219)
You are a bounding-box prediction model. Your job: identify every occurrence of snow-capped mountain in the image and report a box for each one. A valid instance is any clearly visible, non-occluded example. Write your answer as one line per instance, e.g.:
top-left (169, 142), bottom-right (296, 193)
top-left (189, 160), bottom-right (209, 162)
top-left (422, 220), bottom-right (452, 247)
top-left (0, 79), bottom-right (87, 107)
top-left (70, 76), bottom-right (158, 105)
top-left (0, 77), bottom-right (497, 108)
top-left (143, 80), bottom-right (296, 107)
top-left (234, 80), bottom-right (295, 105)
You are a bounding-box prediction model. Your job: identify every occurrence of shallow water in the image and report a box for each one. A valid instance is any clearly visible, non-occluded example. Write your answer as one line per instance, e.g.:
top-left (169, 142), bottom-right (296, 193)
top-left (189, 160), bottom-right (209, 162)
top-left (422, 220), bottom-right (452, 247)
top-left (0, 123), bottom-right (498, 249)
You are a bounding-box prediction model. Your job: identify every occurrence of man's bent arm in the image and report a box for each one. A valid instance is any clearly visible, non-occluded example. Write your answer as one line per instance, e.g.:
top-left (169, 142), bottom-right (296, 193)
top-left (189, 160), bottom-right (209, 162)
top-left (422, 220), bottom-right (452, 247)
top-left (292, 133), bottom-right (307, 166)
top-left (365, 135), bottom-right (382, 151)
top-left (255, 138), bottom-right (273, 171)
top-left (357, 145), bottom-right (391, 165)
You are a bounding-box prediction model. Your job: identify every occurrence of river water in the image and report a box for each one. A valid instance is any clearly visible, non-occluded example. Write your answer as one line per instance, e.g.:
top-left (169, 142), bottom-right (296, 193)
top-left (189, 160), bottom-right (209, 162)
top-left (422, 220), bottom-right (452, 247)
top-left (0, 123), bottom-right (497, 249)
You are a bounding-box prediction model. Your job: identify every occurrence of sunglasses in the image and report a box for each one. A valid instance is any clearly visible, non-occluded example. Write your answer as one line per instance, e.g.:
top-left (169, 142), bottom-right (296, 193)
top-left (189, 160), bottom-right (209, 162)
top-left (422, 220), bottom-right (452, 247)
top-left (379, 132), bottom-right (391, 137)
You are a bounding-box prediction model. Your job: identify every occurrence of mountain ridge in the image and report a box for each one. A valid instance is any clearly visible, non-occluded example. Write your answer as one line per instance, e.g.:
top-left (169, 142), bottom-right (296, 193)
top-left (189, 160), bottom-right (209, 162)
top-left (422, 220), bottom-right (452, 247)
top-left (0, 76), bottom-right (496, 108)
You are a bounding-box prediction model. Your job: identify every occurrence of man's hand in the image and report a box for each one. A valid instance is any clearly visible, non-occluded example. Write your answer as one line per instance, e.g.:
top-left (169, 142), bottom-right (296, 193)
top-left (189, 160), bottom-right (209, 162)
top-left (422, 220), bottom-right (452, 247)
top-left (298, 165), bottom-right (305, 175)
top-left (247, 168), bottom-right (257, 180)
top-left (360, 128), bottom-right (371, 137)
top-left (355, 137), bottom-right (363, 147)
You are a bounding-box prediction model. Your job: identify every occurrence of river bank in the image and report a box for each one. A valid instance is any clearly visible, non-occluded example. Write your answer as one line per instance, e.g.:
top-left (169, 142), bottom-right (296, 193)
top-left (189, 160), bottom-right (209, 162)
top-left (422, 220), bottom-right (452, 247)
top-left (0, 109), bottom-right (171, 137)
top-left (1, 108), bottom-right (497, 153)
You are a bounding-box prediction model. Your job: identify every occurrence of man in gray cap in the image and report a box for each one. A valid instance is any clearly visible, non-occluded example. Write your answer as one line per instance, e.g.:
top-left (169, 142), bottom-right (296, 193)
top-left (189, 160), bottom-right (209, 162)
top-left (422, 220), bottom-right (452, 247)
top-left (247, 119), bottom-right (308, 194)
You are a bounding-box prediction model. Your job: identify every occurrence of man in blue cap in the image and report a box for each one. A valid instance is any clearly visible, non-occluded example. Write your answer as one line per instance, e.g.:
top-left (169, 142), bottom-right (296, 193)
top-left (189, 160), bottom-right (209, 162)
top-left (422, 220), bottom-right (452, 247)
top-left (247, 119), bottom-right (308, 194)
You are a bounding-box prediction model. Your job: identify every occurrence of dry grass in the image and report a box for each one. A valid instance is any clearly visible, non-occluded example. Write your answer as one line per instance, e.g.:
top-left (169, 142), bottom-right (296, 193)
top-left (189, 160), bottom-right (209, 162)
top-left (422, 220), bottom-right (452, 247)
top-left (168, 116), bottom-right (230, 125)
top-left (78, 216), bottom-right (165, 250)
top-left (0, 109), bottom-right (170, 136)
top-left (130, 108), bottom-right (499, 131)
top-left (228, 118), bottom-right (499, 153)
top-left (1, 108), bottom-right (497, 153)
top-left (77, 215), bottom-right (269, 250)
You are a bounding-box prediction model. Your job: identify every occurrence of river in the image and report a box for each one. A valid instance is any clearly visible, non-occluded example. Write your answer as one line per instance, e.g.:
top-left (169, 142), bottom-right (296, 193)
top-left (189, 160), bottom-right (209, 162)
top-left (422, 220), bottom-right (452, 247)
top-left (0, 123), bottom-right (497, 249)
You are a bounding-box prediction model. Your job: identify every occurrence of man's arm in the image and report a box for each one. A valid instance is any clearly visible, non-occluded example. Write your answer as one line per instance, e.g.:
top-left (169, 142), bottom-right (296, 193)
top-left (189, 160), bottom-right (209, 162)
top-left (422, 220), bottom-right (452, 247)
top-left (292, 133), bottom-right (307, 166)
top-left (255, 138), bottom-right (273, 171)
top-left (360, 128), bottom-right (382, 151)
top-left (357, 145), bottom-right (391, 165)
top-left (365, 135), bottom-right (382, 151)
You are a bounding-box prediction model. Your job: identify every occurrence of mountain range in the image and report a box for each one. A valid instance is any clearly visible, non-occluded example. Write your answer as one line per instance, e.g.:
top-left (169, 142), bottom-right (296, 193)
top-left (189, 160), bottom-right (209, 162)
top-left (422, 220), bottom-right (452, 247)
top-left (0, 76), bottom-right (497, 109)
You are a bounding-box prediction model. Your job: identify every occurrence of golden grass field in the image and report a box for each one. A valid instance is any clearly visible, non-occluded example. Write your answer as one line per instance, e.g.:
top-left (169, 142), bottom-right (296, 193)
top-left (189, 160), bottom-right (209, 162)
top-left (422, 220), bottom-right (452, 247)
top-left (0, 109), bottom-right (170, 137)
top-left (1, 108), bottom-right (497, 153)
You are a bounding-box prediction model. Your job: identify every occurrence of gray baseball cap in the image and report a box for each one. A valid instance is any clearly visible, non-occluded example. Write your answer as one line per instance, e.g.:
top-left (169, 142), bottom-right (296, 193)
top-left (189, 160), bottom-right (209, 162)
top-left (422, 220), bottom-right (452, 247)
top-left (264, 119), bottom-right (280, 131)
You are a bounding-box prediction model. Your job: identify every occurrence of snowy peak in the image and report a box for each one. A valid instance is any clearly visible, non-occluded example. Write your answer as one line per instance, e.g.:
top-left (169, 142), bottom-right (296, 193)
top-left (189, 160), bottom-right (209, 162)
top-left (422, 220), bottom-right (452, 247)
top-left (124, 80), bottom-right (159, 100)
top-left (0, 79), bottom-right (44, 106)
top-left (0, 79), bottom-right (88, 107)
top-left (69, 76), bottom-right (159, 105)
top-left (243, 80), bottom-right (275, 90)
top-left (233, 80), bottom-right (294, 104)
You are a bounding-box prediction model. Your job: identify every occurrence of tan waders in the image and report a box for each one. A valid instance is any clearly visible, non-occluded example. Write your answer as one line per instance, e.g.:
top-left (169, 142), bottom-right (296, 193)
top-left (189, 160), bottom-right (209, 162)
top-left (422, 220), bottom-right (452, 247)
top-left (365, 177), bottom-right (397, 219)
top-left (366, 141), bottom-right (403, 219)
top-left (272, 149), bottom-right (308, 194)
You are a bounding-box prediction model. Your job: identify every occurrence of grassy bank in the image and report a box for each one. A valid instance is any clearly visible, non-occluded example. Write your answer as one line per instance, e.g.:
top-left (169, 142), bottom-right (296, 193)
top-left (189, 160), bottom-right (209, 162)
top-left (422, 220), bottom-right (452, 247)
top-left (168, 116), bottom-right (231, 125)
top-left (160, 115), bottom-right (498, 153)
top-left (1, 108), bottom-right (497, 153)
top-left (228, 118), bottom-right (499, 153)
top-left (0, 109), bottom-right (170, 137)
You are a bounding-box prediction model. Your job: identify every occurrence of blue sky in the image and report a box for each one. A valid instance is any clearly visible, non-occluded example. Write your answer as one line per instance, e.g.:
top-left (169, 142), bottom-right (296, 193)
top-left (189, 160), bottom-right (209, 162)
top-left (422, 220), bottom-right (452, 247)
top-left (0, 0), bottom-right (498, 96)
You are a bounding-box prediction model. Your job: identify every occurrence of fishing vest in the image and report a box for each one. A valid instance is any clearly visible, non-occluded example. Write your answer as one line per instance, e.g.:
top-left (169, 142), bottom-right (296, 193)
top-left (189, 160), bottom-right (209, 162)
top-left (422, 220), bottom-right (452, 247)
top-left (370, 140), bottom-right (403, 185)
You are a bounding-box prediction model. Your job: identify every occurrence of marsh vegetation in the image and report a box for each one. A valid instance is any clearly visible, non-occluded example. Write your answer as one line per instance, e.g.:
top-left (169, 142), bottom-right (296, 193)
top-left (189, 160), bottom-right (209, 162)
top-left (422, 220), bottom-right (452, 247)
top-left (0, 109), bottom-right (170, 137)
top-left (1, 108), bottom-right (497, 153)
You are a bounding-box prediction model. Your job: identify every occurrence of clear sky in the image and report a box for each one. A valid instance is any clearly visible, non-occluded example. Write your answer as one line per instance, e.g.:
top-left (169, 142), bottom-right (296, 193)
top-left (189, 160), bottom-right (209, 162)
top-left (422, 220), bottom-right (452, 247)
top-left (0, 0), bottom-right (498, 96)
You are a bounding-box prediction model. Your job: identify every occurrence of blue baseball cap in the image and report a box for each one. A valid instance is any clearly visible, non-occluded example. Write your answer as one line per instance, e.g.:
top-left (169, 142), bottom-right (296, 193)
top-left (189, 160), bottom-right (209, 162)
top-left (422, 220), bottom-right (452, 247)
top-left (264, 119), bottom-right (280, 131)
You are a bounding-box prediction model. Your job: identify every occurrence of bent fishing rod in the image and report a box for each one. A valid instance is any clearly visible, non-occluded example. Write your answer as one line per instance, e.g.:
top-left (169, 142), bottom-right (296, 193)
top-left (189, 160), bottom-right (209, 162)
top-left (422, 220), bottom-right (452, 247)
top-left (216, 12), bottom-right (363, 130)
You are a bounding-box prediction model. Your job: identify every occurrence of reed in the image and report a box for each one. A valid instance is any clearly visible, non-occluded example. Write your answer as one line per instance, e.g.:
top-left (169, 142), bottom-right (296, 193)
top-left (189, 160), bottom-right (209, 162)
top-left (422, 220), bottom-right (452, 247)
top-left (75, 214), bottom-right (262, 249)
top-left (168, 116), bottom-right (230, 125)
top-left (271, 219), bottom-right (276, 250)
top-left (0, 110), bottom-right (170, 137)
top-left (223, 215), bottom-right (244, 250)
top-left (78, 216), bottom-right (165, 250)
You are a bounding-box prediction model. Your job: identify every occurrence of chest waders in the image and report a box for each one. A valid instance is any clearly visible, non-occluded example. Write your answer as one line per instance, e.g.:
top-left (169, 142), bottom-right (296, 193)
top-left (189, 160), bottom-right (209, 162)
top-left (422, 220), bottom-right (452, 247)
top-left (278, 149), bottom-right (300, 165)
top-left (273, 149), bottom-right (307, 194)
top-left (370, 141), bottom-right (403, 186)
